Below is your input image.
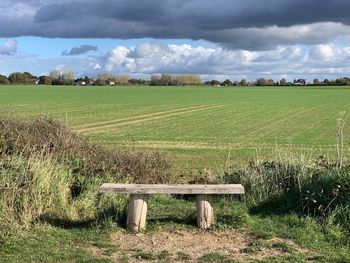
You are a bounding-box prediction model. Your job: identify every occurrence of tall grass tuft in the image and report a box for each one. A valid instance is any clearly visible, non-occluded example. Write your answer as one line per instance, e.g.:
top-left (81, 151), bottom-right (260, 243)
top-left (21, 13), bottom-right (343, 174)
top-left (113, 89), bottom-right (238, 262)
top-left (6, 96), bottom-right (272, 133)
top-left (0, 154), bottom-right (127, 236)
top-left (222, 147), bottom-right (350, 229)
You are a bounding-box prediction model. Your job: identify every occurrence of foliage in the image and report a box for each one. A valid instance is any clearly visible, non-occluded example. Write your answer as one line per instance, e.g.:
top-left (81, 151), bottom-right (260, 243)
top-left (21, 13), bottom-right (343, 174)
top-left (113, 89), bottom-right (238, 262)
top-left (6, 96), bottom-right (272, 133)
top-left (0, 74), bottom-right (9, 84)
top-left (95, 74), bottom-right (129, 86)
top-left (255, 78), bottom-right (275, 86)
top-left (223, 160), bottom-right (350, 228)
top-left (0, 114), bottom-right (171, 183)
top-left (49, 69), bottom-right (75, 85)
top-left (8, 72), bottom-right (37, 84)
top-left (37, 75), bottom-right (52, 85)
top-left (150, 74), bottom-right (202, 85)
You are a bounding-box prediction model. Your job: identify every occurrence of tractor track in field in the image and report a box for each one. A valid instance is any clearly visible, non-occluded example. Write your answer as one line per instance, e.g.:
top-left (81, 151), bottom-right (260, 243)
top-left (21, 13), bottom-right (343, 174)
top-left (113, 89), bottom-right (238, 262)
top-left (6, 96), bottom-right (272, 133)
top-left (75, 104), bottom-right (225, 134)
top-left (102, 140), bottom-right (342, 151)
top-left (73, 104), bottom-right (214, 129)
top-left (246, 104), bottom-right (329, 139)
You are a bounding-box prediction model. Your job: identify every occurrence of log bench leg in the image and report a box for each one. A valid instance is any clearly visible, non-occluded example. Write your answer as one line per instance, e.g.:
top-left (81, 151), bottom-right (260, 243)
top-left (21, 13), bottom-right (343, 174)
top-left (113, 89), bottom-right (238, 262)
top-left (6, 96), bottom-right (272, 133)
top-left (127, 194), bottom-right (148, 232)
top-left (196, 194), bottom-right (214, 229)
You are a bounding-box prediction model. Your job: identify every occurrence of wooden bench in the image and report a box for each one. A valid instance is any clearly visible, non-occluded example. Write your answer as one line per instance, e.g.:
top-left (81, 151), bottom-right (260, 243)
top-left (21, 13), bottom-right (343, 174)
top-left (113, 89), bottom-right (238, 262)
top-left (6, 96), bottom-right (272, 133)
top-left (99, 183), bottom-right (245, 232)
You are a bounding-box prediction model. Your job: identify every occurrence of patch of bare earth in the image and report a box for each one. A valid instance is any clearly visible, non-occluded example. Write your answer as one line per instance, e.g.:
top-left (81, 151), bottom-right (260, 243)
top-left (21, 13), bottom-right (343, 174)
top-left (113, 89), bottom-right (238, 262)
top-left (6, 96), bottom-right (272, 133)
top-left (95, 227), bottom-right (311, 262)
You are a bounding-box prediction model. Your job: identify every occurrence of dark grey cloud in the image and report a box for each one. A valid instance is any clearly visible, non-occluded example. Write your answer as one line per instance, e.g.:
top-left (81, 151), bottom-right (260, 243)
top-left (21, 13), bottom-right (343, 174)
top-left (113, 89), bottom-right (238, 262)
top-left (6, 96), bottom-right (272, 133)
top-left (2, 1), bottom-right (350, 49)
top-left (62, 44), bottom-right (97, 56)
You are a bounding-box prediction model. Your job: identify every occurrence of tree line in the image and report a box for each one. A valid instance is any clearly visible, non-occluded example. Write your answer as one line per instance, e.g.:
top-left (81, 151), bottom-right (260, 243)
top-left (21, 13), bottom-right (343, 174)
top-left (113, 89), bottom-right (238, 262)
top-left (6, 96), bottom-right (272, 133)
top-left (1, 71), bottom-right (350, 87)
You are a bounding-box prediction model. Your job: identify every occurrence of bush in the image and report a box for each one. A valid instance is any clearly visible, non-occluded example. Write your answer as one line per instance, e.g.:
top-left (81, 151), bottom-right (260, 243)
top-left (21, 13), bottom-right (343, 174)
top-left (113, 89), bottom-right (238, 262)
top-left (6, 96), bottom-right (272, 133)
top-left (223, 160), bottom-right (350, 228)
top-left (0, 114), bottom-right (173, 234)
top-left (0, 114), bottom-right (171, 183)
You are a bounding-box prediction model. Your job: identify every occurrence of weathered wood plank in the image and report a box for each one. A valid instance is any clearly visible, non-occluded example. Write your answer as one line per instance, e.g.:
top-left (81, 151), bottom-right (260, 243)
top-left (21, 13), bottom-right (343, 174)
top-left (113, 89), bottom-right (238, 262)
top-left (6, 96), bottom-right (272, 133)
top-left (196, 194), bottom-right (214, 229)
top-left (99, 184), bottom-right (244, 195)
top-left (127, 194), bottom-right (148, 232)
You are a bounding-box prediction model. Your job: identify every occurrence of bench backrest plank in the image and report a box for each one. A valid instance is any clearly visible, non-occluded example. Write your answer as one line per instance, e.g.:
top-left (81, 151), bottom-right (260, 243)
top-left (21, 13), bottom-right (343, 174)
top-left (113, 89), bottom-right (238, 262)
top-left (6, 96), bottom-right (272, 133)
top-left (99, 183), bottom-right (244, 195)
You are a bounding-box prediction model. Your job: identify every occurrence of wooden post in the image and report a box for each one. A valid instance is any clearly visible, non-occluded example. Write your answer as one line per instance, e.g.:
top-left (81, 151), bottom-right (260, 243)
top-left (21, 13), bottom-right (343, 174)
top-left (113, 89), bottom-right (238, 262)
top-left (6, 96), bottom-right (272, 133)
top-left (127, 194), bottom-right (148, 232)
top-left (196, 194), bottom-right (214, 229)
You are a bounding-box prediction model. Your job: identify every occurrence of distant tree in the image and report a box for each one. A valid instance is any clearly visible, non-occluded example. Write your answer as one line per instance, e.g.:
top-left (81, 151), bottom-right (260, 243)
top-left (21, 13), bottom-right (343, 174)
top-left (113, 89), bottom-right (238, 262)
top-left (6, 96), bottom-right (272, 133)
top-left (150, 74), bottom-right (201, 86)
top-left (38, 75), bottom-right (52, 85)
top-left (313, 79), bottom-right (321, 85)
top-left (23, 72), bottom-right (37, 82)
top-left (221, 79), bottom-right (232, 86)
top-left (185, 75), bottom-right (201, 85)
top-left (294, 79), bottom-right (306, 85)
top-left (129, 78), bottom-right (147, 85)
top-left (0, 74), bottom-right (9, 84)
top-left (49, 70), bottom-right (62, 85)
top-left (239, 79), bottom-right (248, 86)
top-left (210, 80), bottom-right (220, 86)
top-left (256, 78), bottom-right (267, 86)
top-left (160, 74), bottom-right (172, 85)
top-left (94, 74), bottom-right (110, 86)
top-left (48, 69), bottom-right (75, 85)
top-left (75, 76), bottom-right (91, 85)
top-left (266, 79), bottom-right (275, 86)
top-left (335, 77), bottom-right (350, 85)
top-left (150, 75), bottom-right (161, 86)
top-left (62, 69), bottom-right (75, 85)
top-left (8, 72), bottom-right (36, 84)
top-left (111, 75), bottom-right (129, 85)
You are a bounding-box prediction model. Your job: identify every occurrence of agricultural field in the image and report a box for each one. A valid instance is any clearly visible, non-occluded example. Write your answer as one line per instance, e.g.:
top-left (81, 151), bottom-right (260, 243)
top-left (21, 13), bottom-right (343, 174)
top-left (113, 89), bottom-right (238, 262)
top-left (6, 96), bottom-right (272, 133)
top-left (1, 85), bottom-right (350, 171)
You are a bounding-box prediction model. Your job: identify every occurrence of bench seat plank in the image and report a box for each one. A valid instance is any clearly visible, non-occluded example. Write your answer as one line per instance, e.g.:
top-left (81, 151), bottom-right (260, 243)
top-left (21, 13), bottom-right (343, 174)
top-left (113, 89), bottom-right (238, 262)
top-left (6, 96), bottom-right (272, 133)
top-left (100, 183), bottom-right (244, 195)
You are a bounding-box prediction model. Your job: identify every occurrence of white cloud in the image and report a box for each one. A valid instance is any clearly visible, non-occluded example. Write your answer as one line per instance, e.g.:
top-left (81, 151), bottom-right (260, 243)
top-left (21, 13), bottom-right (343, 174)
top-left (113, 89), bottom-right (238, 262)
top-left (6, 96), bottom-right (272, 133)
top-left (94, 63), bottom-right (101, 70)
top-left (0, 39), bottom-right (17, 55)
top-left (101, 42), bottom-right (350, 81)
top-left (309, 44), bottom-right (337, 61)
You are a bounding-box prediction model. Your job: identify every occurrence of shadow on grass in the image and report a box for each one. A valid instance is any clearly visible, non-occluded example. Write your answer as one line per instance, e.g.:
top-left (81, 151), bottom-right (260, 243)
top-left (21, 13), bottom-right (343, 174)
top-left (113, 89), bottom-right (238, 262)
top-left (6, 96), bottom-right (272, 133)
top-left (248, 172), bottom-right (350, 228)
top-left (147, 214), bottom-right (197, 227)
top-left (39, 202), bottom-right (198, 230)
top-left (40, 194), bottom-right (252, 231)
top-left (249, 192), bottom-right (300, 217)
top-left (39, 205), bottom-right (128, 230)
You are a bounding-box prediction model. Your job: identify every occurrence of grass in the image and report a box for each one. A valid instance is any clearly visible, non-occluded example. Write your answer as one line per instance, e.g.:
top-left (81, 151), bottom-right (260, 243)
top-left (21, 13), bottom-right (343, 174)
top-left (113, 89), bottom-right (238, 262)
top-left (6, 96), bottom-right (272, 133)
top-left (198, 252), bottom-right (235, 263)
top-left (1, 85), bottom-right (350, 171)
top-left (0, 227), bottom-right (116, 263)
top-left (1, 195), bottom-right (349, 262)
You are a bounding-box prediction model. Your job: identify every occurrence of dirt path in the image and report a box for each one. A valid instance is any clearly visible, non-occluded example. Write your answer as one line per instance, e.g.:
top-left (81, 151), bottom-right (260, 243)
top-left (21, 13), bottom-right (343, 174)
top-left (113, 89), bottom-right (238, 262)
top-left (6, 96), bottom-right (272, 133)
top-left (88, 228), bottom-right (311, 262)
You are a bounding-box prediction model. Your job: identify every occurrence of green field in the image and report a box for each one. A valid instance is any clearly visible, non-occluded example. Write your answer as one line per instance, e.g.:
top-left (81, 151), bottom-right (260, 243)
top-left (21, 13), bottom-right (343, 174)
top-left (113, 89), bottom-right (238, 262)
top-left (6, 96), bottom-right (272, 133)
top-left (1, 85), bottom-right (350, 171)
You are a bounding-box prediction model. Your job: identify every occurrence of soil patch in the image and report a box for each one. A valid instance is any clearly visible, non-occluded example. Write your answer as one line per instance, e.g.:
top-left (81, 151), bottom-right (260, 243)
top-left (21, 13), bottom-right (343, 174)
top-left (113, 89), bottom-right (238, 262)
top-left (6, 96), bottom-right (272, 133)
top-left (100, 227), bottom-right (311, 262)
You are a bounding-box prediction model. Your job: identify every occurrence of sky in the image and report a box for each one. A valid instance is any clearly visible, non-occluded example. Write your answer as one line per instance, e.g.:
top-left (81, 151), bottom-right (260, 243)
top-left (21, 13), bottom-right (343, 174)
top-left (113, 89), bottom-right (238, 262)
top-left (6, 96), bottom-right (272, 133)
top-left (1, 0), bottom-right (350, 81)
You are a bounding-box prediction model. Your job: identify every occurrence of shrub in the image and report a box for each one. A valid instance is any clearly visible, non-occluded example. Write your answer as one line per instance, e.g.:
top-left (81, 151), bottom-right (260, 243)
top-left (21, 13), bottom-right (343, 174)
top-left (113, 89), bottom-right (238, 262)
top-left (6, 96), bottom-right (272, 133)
top-left (0, 114), bottom-right (173, 234)
top-left (223, 160), bottom-right (350, 228)
top-left (0, 114), bottom-right (171, 183)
